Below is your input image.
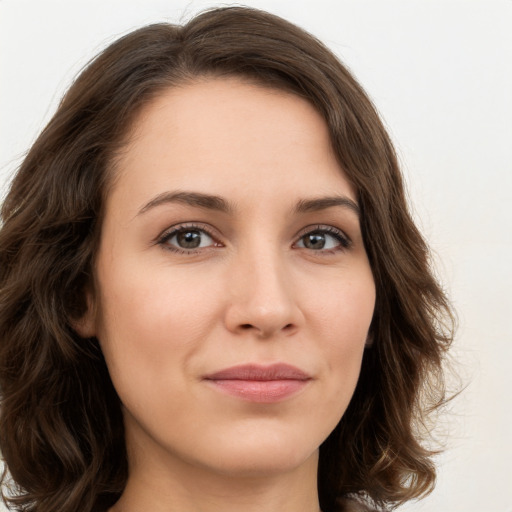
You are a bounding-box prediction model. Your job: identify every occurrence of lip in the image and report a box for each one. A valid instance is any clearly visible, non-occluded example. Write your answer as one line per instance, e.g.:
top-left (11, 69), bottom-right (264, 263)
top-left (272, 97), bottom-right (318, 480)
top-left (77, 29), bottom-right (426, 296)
top-left (203, 363), bottom-right (312, 403)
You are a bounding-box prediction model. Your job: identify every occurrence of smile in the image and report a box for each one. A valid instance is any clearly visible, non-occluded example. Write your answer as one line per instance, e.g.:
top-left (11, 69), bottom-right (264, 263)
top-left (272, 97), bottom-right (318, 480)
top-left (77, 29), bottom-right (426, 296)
top-left (203, 363), bottom-right (312, 403)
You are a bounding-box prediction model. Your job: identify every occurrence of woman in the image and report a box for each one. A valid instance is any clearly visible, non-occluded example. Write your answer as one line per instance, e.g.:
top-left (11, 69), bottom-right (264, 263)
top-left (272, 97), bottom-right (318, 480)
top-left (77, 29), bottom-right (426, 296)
top-left (0, 7), bottom-right (454, 512)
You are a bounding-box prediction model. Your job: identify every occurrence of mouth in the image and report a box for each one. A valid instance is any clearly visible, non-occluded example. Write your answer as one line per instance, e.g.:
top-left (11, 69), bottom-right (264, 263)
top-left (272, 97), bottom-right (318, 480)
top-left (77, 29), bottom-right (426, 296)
top-left (203, 363), bottom-right (312, 403)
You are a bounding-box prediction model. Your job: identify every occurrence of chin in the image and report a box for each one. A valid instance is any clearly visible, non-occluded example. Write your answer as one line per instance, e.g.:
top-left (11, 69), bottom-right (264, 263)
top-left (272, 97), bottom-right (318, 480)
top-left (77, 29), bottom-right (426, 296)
top-left (186, 425), bottom-right (322, 478)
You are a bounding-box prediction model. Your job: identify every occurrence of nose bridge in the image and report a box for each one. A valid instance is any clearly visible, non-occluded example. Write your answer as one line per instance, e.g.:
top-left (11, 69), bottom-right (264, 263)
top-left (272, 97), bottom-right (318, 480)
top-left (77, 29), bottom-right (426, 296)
top-left (225, 238), bottom-right (300, 337)
top-left (242, 244), bottom-right (288, 303)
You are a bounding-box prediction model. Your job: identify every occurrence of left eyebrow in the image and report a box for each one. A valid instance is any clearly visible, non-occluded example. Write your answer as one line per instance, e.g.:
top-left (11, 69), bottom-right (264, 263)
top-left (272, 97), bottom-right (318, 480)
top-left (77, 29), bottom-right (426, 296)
top-left (294, 196), bottom-right (360, 217)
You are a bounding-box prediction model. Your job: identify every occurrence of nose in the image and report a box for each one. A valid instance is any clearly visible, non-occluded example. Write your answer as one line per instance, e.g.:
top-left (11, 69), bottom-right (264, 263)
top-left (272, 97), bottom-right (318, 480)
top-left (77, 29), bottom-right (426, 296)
top-left (223, 248), bottom-right (303, 339)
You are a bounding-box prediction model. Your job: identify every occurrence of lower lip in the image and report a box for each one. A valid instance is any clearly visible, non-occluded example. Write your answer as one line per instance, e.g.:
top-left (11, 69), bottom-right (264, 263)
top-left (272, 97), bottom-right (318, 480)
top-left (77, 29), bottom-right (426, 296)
top-left (206, 379), bottom-right (309, 403)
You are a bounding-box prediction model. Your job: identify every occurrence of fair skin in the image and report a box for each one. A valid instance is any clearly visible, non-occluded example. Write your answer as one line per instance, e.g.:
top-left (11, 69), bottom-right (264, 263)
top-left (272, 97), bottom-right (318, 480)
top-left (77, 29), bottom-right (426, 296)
top-left (79, 78), bottom-right (375, 512)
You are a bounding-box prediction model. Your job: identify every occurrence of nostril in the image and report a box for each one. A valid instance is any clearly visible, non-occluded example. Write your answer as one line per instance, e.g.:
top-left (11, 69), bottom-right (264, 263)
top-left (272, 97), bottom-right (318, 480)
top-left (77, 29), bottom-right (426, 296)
top-left (237, 323), bottom-right (294, 334)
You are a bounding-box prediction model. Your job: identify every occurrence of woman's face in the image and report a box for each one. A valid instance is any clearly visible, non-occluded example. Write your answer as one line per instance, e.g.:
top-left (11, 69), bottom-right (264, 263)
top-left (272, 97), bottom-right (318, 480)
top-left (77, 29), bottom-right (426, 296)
top-left (82, 78), bottom-right (375, 479)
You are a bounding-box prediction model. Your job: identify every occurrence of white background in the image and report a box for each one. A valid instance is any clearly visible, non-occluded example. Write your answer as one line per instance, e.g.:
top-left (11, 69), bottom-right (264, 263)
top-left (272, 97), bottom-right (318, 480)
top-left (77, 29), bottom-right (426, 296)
top-left (1, 1), bottom-right (511, 511)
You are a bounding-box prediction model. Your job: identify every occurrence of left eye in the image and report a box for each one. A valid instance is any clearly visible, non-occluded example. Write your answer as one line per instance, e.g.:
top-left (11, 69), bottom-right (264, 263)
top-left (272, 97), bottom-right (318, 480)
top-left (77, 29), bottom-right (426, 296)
top-left (162, 228), bottom-right (215, 250)
top-left (295, 230), bottom-right (348, 251)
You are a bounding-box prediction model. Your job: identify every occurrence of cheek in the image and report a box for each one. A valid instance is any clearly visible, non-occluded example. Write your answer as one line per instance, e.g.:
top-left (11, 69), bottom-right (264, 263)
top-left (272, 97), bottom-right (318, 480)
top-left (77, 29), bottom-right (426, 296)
top-left (93, 257), bottom-right (221, 395)
top-left (307, 270), bottom-right (375, 400)
top-left (98, 251), bottom-right (216, 332)
top-left (309, 267), bottom-right (375, 341)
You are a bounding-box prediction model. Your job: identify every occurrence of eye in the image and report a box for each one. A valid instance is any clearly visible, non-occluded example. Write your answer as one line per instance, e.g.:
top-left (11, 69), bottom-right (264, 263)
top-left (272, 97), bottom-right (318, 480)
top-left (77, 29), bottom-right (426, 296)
top-left (295, 226), bottom-right (350, 252)
top-left (158, 224), bottom-right (219, 252)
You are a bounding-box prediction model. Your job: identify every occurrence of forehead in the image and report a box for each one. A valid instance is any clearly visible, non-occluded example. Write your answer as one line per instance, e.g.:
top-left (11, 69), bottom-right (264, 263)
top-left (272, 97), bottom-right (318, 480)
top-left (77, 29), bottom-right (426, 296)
top-left (109, 77), bottom-right (356, 214)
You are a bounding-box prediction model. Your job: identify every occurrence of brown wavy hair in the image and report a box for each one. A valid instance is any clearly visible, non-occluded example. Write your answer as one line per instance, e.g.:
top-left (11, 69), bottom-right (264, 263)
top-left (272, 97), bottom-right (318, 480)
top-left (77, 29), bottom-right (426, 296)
top-left (0, 7), bottom-right (454, 512)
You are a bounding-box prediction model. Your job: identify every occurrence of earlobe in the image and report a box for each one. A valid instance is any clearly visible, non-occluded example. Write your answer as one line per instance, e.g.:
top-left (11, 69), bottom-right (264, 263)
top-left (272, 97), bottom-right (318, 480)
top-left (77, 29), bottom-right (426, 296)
top-left (72, 312), bottom-right (97, 339)
top-left (70, 290), bottom-right (97, 339)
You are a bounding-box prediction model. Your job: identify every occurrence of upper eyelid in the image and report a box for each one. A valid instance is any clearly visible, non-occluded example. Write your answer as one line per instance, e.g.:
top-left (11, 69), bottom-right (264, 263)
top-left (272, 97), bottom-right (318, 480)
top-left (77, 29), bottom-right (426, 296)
top-left (294, 224), bottom-right (351, 241)
top-left (159, 222), bottom-right (348, 235)
top-left (156, 222), bottom-right (220, 243)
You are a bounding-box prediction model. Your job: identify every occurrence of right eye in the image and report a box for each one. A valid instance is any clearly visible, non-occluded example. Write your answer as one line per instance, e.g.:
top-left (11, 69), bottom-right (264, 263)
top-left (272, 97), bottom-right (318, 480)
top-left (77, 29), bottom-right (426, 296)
top-left (158, 224), bottom-right (220, 253)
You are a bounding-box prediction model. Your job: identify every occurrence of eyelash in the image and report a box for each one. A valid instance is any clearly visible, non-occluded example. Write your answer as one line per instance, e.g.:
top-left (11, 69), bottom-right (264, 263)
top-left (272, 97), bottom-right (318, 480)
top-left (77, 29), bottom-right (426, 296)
top-left (156, 223), bottom-right (352, 254)
top-left (157, 223), bottom-right (221, 254)
top-left (295, 225), bottom-right (352, 253)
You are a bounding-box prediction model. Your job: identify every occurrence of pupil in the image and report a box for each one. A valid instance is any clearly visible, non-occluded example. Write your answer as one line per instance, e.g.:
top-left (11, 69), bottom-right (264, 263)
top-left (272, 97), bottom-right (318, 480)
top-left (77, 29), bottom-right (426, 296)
top-left (177, 230), bottom-right (201, 248)
top-left (304, 233), bottom-right (325, 249)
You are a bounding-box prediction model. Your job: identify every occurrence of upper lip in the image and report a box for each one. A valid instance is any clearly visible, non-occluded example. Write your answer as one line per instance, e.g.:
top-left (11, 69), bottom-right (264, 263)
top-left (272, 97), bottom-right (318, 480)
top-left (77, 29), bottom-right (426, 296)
top-left (204, 363), bottom-right (311, 381)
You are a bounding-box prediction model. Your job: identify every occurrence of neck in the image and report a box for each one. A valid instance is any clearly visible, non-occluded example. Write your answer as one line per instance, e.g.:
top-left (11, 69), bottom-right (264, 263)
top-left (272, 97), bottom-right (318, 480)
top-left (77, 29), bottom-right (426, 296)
top-left (110, 448), bottom-right (321, 512)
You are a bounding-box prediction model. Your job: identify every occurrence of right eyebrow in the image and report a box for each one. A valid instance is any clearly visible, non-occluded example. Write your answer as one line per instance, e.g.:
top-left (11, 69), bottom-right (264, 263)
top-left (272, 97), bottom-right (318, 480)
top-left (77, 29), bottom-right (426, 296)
top-left (137, 191), bottom-right (234, 216)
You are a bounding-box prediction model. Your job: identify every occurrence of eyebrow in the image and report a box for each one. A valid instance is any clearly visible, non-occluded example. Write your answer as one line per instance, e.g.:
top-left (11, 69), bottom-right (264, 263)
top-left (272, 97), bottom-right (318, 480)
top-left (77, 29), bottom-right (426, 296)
top-left (137, 191), bottom-right (360, 218)
top-left (295, 196), bottom-right (360, 217)
top-left (138, 191), bottom-right (233, 216)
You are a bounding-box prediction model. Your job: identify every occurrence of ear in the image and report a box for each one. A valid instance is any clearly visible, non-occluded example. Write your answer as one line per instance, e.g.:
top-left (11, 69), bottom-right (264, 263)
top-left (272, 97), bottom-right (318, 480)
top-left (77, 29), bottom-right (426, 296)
top-left (365, 332), bottom-right (374, 348)
top-left (70, 288), bottom-right (97, 339)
